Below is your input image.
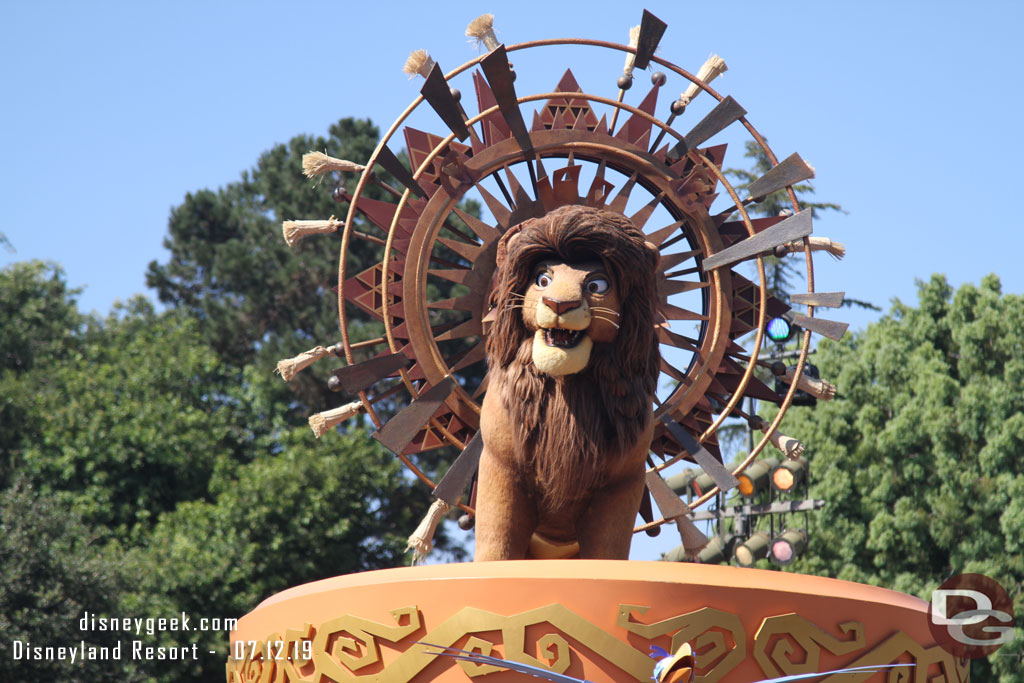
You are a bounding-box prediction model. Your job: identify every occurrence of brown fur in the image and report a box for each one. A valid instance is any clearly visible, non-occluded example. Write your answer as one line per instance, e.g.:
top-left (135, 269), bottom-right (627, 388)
top-left (476, 205), bottom-right (660, 558)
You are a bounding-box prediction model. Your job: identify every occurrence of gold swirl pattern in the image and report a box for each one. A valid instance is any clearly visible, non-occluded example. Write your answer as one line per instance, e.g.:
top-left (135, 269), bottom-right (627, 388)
top-left (616, 605), bottom-right (744, 682)
top-left (227, 603), bottom-right (963, 682)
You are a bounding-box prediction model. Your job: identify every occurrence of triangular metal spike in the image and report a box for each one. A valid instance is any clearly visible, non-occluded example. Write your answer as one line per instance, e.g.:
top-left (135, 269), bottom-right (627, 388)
top-left (428, 268), bottom-right (472, 285)
top-left (792, 314), bottom-right (849, 341)
top-left (676, 515), bottom-right (710, 555)
top-left (471, 372), bottom-right (490, 400)
top-left (645, 470), bottom-right (689, 520)
top-left (657, 327), bottom-right (700, 353)
top-left (375, 145), bottom-right (427, 198)
top-left (451, 206), bottom-right (502, 244)
top-left (634, 10), bottom-right (668, 70)
top-left (503, 165), bottom-right (532, 208)
top-left (372, 377), bottom-right (457, 455)
top-left (438, 237), bottom-right (482, 263)
top-left (614, 84), bottom-right (660, 147)
top-left (420, 62), bottom-right (470, 141)
top-left (660, 302), bottom-right (709, 322)
top-left (331, 353), bottom-right (412, 395)
top-left (429, 293), bottom-right (483, 313)
top-left (660, 416), bottom-right (739, 493)
top-left (479, 45), bottom-right (533, 155)
top-left (431, 431), bottom-right (484, 505)
top-left (433, 318), bottom-right (481, 342)
top-left (658, 278), bottom-right (709, 297)
top-left (744, 152), bottom-right (815, 200)
top-left (790, 291), bottom-right (845, 308)
top-left (646, 219), bottom-right (686, 247)
top-left (629, 193), bottom-right (664, 230)
top-left (451, 341), bottom-right (487, 372)
top-left (606, 172), bottom-right (638, 214)
top-left (475, 182), bottom-right (513, 228)
top-left (669, 96), bottom-right (747, 159)
top-left (701, 210), bottom-right (812, 271)
top-left (660, 358), bottom-right (688, 383)
top-left (657, 249), bottom-right (701, 273)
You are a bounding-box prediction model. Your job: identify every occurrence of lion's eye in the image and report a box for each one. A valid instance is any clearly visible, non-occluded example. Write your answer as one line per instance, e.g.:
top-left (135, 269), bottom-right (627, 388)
top-left (587, 278), bottom-right (609, 294)
top-left (536, 273), bottom-right (552, 288)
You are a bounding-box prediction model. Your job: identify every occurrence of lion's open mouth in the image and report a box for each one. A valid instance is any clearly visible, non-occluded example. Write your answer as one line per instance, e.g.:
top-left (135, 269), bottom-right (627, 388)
top-left (544, 328), bottom-right (586, 349)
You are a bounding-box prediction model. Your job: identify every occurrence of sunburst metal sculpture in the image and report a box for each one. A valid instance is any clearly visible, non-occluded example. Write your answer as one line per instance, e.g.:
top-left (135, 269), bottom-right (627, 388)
top-left (277, 10), bottom-right (848, 556)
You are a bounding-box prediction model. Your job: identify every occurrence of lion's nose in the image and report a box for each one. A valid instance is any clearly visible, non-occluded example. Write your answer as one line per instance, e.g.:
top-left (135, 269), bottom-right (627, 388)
top-left (542, 297), bottom-right (581, 315)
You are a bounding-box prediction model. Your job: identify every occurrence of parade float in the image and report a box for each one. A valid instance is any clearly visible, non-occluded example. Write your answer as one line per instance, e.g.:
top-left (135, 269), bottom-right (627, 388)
top-left (227, 11), bottom-right (966, 681)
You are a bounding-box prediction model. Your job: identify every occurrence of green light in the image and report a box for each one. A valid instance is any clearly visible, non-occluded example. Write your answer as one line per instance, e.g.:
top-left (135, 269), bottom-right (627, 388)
top-left (766, 317), bottom-right (792, 343)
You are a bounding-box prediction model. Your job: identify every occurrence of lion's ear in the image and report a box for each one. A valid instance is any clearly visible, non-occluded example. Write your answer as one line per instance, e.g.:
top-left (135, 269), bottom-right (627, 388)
top-left (644, 240), bottom-right (660, 269)
top-left (495, 225), bottom-right (523, 271)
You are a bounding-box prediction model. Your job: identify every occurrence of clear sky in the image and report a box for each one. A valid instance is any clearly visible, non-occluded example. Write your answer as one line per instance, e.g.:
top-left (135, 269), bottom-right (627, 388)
top-left (3, 1), bottom-right (1023, 560)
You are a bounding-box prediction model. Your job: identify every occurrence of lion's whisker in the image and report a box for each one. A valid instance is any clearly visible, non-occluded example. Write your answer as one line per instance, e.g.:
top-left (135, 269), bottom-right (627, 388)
top-left (591, 314), bottom-right (621, 329)
top-left (590, 307), bottom-right (620, 316)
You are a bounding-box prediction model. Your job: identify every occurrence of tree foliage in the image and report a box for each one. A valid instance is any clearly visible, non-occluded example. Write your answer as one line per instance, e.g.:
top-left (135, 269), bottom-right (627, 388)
top-left (0, 482), bottom-right (137, 682)
top-left (146, 117), bottom-right (387, 416)
top-left (764, 275), bottom-right (1024, 680)
top-left (2, 189), bottom-right (456, 680)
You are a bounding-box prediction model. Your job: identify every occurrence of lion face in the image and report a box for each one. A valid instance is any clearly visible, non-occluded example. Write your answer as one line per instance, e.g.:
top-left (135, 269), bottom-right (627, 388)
top-left (521, 259), bottom-right (621, 376)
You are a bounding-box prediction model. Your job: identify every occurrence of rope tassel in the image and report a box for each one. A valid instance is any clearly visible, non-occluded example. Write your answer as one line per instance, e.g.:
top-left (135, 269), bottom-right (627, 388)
top-left (779, 236), bottom-right (846, 259)
top-left (309, 400), bottom-right (364, 438)
top-left (760, 423), bottom-right (805, 459)
top-left (782, 366), bottom-right (837, 400)
top-left (406, 498), bottom-right (451, 563)
top-left (679, 54), bottom-right (728, 107)
top-left (276, 343), bottom-right (340, 381)
top-left (618, 25), bottom-right (642, 88)
top-left (281, 216), bottom-right (343, 247)
top-left (301, 151), bottom-right (365, 179)
top-left (403, 49), bottom-right (435, 79)
top-left (466, 14), bottom-right (499, 52)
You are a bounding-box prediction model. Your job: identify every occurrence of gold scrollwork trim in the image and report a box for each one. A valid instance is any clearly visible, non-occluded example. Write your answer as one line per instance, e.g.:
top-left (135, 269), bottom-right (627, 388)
top-left (616, 605), bottom-right (745, 682)
top-left (227, 603), bottom-right (654, 683)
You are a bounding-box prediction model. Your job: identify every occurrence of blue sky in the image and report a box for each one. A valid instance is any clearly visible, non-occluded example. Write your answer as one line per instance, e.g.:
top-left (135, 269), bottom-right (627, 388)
top-left (3, 1), bottom-right (1023, 560)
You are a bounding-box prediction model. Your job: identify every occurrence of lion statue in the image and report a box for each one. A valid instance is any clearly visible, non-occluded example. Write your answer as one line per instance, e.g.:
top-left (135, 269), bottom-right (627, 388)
top-left (475, 204), bottom-right (661, 560)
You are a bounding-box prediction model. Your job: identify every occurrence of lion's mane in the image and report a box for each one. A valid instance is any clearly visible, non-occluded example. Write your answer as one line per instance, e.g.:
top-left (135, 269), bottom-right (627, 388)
top-left (486, 205), bottom-right (661, 508)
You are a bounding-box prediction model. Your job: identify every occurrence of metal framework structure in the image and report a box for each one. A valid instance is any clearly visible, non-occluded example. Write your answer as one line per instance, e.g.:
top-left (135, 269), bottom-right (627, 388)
top-left (300, 10), bottom-right (848, 538)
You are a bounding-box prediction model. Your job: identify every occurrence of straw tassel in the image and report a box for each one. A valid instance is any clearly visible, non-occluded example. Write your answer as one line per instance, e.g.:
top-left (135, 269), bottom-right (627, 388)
top-left (782, 366), bottom-right (837, 401)
top-left (760, 423), bottom-right (805, 459)
top-left (406, 498), bottom-right (451, 563)
top-left (301, 151), bottom-right (365, 179)
top-left (403, 49), bottom-right (436, 79)
top-left (466, 14), bottom-right (499, 52)
top-left (678, 54), bottom-right (728, 107)
top-left (281, 216), bottom-right (343, 247)
top-left (618, 25), bottom-right (642, 88)
top-left (779, 236), bottom-right (846, 259)
top-left (309, 400), bottom-right (363, 438)
top-left (277, 343), bottom-right (341, 381)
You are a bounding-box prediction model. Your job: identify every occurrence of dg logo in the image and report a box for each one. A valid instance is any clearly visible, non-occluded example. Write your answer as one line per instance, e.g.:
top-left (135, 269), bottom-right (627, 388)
top-left (928, 573), bottom-right (1016, 659)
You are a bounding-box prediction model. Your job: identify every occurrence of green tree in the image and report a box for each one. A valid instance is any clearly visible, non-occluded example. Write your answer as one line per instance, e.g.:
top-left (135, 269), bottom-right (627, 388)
top-left (146, 118), bottom-right (387, 416)
top-left (121, 428), bottom-right (433, 682)
top-left (0, 482), bottom-right (138, 683)
top-left (0, 261), bottom-right (91, 488)
top-left (15, 297), bottom-right (249, 539)
top-left (764, 275), bottom-right (1023, 681)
